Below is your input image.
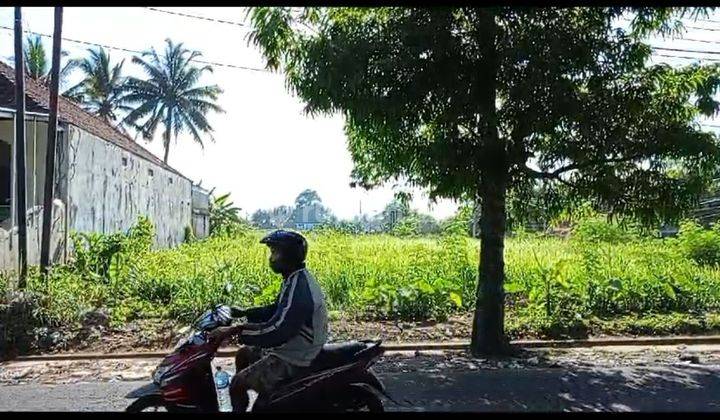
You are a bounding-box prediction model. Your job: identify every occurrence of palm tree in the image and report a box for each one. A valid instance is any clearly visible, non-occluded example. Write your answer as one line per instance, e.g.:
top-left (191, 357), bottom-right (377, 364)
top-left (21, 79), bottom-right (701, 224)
top-left (122, 39), bottom-right (224, 163)
top-left (63, 47), bottom-right (133, 124)
top-left (23, 35), bottom-right (76, 91)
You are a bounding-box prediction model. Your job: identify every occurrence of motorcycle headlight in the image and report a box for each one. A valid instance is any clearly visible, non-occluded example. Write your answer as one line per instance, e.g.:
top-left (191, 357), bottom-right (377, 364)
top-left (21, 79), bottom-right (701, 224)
top-left (195, 310), bottom-right (216, 330)
top-left (172, 336), bottom-right (188, 352)
top-left (153, 366), bottom-right (170, 384)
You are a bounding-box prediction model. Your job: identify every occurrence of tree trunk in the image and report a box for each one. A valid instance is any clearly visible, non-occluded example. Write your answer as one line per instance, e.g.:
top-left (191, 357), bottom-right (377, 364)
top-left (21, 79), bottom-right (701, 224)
top-left (163, 111), bottom-right (171, 164)
top-left (470, 8), bottom-right (510, 356)
top-left (471, 170), bottom-right (509, 356)
top-left (163, 139), bottom-right (170, 164)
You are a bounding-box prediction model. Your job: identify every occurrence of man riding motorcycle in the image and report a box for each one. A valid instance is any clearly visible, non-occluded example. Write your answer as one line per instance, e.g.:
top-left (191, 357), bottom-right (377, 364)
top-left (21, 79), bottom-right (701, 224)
top-left (208, 229), bottom-right (328, 412)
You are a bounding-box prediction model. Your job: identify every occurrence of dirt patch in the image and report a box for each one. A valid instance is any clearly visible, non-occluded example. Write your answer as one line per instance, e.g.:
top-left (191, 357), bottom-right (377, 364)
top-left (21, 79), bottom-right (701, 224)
top-left (330, 314), bottom-right (474, 343)
top-left (11, 311), bottom-right (720, 358)
top-left (19, 314), bottom-right (476, 356)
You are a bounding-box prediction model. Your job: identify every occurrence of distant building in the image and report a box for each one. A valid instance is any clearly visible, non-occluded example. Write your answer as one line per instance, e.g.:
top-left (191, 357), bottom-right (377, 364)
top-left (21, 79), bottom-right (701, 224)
top-left (294, 204), bottom-right (323, 230)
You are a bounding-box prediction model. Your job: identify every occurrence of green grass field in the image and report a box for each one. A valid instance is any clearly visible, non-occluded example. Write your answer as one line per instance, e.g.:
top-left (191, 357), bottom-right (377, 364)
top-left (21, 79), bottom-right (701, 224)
top-left (5, 216), bottom-right (720, 339)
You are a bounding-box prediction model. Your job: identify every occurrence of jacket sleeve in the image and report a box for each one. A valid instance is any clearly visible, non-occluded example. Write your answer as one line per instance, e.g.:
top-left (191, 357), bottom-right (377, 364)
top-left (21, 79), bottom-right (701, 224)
top-left (233, 303), bottom-right (277, 323)
top-left (238, 272), bottom-right (313, 348)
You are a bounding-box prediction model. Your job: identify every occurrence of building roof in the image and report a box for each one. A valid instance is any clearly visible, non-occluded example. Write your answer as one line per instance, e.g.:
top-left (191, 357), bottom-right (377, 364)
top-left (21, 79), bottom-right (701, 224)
top-left (0, 60), bottom-right (189, 180)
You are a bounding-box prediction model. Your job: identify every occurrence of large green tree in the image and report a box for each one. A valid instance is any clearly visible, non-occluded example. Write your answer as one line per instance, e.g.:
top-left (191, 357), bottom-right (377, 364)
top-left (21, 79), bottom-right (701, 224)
top-left (122, 39), bottom-right (224, 163)
top-left (249, 7), bottom-right (720, 355)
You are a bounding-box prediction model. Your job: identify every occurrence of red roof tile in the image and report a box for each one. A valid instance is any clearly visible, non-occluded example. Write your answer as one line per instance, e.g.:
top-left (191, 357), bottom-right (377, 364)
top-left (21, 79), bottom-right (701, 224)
top-left (0, 60), bottom-right (189, 180)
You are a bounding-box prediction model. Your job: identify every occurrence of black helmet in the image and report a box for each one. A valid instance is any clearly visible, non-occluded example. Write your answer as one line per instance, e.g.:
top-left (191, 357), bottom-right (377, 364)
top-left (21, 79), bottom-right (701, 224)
top-left (260, 230), bottom-right (308, 264)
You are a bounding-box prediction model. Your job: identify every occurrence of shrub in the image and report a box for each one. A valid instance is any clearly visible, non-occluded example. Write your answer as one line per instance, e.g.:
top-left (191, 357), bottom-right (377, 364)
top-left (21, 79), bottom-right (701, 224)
top-left (677, 220), bottom-right (720, 266)
top-left (5, 215), bottom-right (720, 339)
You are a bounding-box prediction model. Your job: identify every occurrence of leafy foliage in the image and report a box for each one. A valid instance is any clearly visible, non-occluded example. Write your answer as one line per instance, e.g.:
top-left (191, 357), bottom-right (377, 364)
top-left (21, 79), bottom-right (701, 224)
top-left (69, 216), bottom-right (154, 281)
top-left (391, 213), bottom-right (440, 237)
top-left (677, 220), bottom-right (720, 266)
top-left (290, 189), bottom-right (336, 228)
top-left (251, 205), bottom-right (294, 229)
top-left (441, 204), bottom-right (478, 237)
top-left (248, 8), bottom-right (720, 222)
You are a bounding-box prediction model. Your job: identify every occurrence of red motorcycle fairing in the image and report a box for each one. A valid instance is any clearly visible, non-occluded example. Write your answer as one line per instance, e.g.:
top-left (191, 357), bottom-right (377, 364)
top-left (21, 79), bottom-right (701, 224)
top-left (156, 339), bottom-right (215, 381)
top-left (148, 337), bottom-right (220, 410)
top-left (125, 382), bottom-right (161, 399)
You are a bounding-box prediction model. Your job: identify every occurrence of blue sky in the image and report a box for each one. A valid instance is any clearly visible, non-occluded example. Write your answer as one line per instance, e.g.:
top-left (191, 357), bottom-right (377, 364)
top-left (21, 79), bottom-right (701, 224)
top-left (1, 7), bottom-right (719, 220)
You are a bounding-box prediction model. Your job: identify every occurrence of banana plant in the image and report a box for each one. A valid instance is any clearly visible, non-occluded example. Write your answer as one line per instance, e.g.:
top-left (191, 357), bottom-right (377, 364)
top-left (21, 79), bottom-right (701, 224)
top-left (208, 189), bottom-right (243, 236)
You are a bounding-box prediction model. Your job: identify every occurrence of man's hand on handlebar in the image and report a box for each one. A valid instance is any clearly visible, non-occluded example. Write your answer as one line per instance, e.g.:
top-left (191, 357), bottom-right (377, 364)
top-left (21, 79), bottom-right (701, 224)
top-left (208, 325), bottom-right (243, 343)
top-left (230, 307), bottom-right (246, 318)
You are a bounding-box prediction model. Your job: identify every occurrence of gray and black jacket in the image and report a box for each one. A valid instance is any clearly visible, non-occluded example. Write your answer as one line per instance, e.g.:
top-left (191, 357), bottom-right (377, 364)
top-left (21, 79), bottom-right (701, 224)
top-left (238, 267), bottom-right (328, 367)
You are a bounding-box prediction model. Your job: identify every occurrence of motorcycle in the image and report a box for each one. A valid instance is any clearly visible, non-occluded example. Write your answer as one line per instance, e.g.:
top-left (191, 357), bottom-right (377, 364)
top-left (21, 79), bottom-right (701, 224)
top-left (125, 290), bottom-right (390, 412)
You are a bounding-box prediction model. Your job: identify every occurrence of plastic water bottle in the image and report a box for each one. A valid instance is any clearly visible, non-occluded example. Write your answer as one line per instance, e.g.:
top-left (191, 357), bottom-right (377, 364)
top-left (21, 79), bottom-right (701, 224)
top-left (214, 365), bottom-right (233, 412)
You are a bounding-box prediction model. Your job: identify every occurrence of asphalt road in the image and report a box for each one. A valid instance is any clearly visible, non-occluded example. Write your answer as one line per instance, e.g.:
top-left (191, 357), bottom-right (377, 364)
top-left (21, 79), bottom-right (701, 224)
top-left (2, 365), bottom-right (720, 411)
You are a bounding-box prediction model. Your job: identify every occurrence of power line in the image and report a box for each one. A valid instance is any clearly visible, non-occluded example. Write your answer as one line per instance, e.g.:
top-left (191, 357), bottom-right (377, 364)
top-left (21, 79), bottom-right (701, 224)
top-left (653, 46), bottom-right (720, 56)
top-left (621, 16), bottom-right (720, 32)
top-left (143, 7), bottom-right (249, 28)
top-left (683, 24), bottom-right (720, 32)
top-left (670, 37), bottom-right (720, 46)
top-left (696, 17), bottom-right (720, 25)
top-left (653, 53), bottom-right (720, 62)
top-left (0, 25), bottom-right (270, 73)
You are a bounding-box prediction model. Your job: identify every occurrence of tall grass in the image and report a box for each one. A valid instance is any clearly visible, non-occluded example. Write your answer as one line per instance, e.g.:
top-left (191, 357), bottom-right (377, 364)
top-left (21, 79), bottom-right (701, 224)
top-left (3, 217), bottom-right (720, 336)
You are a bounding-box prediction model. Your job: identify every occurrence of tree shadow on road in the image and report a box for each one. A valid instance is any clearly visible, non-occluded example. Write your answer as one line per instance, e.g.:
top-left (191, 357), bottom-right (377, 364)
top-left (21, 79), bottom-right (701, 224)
top-left (553, 364), bottom-right (720, 412)
top-left (384, 349), bottom-right (720, 412)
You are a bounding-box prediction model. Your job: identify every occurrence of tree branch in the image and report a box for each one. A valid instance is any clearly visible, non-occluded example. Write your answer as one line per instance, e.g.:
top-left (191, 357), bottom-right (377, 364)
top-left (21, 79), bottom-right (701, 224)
top-left (525, 166), bottom-right (577, 188)
top-left (541, 153), bottom-right (647, 178)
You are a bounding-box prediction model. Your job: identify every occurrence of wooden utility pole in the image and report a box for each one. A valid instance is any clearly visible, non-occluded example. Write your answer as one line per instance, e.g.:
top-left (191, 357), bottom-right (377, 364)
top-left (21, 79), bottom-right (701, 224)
top-left (40, 7), bottom-right (63, 274)
top-left (13, 7), bottom-right (28, 288)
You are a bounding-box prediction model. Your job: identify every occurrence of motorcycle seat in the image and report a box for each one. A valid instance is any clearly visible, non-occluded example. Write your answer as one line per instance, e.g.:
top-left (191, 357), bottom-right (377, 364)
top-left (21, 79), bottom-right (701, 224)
top-left (267, 341), bottom-right (382, 401)
top-left (309, 341), bottom-right (371, 371)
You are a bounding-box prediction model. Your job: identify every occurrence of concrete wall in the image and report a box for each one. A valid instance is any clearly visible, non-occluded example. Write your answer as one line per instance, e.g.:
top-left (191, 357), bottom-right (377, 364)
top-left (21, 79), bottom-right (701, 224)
top-left (0, 200), bottom-right (66, 273)
top-left (191, 185), bottom-right (210, 239)
top-left (0, 117), bottom-right (67, 272)
top-left (65, 125), bottom-right (192, 248)
top-left (0, 118), bottom-right (50, 220)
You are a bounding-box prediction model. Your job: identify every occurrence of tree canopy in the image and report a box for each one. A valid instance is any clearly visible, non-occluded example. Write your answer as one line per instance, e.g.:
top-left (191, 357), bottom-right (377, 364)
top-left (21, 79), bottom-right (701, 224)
top-left (248, 7), bottom-right (720, 354)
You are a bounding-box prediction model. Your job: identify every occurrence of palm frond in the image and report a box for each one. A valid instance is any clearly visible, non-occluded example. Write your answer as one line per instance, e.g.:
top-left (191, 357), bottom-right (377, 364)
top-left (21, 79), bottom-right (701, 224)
top-left (122, 39), bottom-right (223, 160)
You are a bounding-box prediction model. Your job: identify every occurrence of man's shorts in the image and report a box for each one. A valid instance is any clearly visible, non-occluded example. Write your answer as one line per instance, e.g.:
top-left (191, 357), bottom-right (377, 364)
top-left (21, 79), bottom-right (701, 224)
top-left (233, 346), bottom-right (303, 395)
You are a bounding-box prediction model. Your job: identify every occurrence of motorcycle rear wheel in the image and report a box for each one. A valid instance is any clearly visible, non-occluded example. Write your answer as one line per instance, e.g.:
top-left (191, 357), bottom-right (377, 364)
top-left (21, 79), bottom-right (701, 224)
top-left (338, 386), bottom-right (384, 412)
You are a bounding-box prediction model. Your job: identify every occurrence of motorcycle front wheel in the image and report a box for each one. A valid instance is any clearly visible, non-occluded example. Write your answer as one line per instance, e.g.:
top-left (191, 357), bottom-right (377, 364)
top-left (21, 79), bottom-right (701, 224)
top-left (125, 396), bottom-right (171, 412)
